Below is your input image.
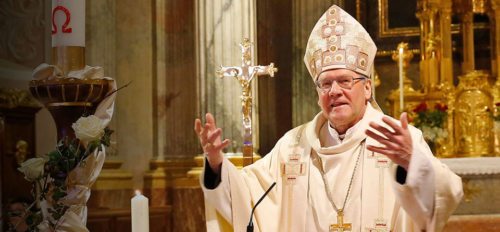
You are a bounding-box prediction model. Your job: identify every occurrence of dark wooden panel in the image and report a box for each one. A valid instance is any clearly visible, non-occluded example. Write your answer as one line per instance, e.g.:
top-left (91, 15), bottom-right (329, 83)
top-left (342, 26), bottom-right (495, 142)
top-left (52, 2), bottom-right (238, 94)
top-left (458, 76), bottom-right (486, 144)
top-left (87, 217), bottom-right (114, 231)
top-left (256, 0), bottom-right (293, 155)
top-left (171, 182), bottom-right (205, 232)
top-left (87, 207), bottom-right (171, 232)
top-left (1, 107), bottom-right (40, 213)
top-left (115, 216), bottom-right (132, 232)
top-left (150, 213), bottom-right (169, 232)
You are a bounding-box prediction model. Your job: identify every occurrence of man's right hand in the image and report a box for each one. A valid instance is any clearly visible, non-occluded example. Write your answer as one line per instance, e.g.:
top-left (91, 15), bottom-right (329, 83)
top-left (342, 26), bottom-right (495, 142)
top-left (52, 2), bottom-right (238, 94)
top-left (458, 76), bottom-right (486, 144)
top-left (194, 113), bottom-right (230, 174)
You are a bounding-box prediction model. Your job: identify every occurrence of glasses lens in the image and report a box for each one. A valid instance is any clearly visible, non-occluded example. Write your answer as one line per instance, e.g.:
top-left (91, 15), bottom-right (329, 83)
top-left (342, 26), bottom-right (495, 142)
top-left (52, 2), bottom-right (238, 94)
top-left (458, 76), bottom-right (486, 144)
top-left (318, 80), bottom-right (332, 91)
top-left (336, 76), bottom-right (353, 89)
top-left (317, 76), bottom-right (361, 92)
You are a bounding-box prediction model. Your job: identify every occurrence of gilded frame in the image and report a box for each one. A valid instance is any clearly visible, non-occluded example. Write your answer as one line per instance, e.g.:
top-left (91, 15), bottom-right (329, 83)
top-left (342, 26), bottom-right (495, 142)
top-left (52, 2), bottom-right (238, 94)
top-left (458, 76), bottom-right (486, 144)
top-left (378, 0), bottom-right (420, 38)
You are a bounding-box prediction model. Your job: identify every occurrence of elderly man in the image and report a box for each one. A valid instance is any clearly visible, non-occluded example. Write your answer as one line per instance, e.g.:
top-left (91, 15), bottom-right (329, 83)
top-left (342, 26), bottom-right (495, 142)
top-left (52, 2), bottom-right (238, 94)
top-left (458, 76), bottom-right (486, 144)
top-left (195, 5), bottom-right (463, 232)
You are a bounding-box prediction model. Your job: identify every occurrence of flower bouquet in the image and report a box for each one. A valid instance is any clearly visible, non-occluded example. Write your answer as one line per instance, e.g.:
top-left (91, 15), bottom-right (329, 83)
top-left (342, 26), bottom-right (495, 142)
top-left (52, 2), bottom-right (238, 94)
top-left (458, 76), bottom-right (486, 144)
top-left (16, 65), bottom-right (117, 231)
top-left (411, 102), bottom-right (448, 153)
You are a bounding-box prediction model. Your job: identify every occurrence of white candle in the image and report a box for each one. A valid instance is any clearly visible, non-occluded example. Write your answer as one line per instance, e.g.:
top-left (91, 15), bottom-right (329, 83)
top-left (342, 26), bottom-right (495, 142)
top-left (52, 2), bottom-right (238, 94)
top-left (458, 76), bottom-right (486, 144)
top-left (131, 190), bottom-right (149, 232)
top-left (399, 47), bottom-right (404, 112)
top-left (52, 0), bottom-right (85, 47)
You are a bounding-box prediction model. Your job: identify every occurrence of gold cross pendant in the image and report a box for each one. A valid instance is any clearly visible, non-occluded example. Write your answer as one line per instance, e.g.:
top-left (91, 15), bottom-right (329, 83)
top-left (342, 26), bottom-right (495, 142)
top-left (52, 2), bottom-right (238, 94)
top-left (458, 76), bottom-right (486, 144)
top-left (330, 210), bottom-right (352, 232)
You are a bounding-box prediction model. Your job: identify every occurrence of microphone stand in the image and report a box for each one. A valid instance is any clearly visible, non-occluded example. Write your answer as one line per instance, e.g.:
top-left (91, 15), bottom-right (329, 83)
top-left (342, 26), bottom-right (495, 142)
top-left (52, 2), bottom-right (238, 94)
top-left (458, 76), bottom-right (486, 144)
top-left (247, 182), bottom-right (276, 232)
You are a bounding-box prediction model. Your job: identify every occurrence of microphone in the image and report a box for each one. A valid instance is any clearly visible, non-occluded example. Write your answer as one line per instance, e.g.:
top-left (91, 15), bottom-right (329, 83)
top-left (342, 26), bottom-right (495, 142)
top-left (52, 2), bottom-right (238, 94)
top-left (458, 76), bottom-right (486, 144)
top-left (247, 182), bottom-right (276, 232)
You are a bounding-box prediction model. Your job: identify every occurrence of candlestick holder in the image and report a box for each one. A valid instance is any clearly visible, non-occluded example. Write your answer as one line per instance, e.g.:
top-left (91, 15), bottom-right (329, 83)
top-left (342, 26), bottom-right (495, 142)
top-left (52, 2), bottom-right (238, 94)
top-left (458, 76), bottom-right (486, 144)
top-left (391, 42), bottom-right (416, 93)
top-left (29, 78), bottom-right (113, 140)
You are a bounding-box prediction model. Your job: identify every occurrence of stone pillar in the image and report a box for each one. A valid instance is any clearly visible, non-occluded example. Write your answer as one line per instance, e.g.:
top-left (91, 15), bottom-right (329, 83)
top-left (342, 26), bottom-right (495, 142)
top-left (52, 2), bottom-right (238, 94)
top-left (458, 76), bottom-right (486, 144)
top-left (291, 0), bottom-right (344, 126)
top-left (144, 0), bottom-right (198, 207)
top-left (161, 1), bottom-right (260, 230)
top-left (86, 0), bottom-right (133, 210)
top-left (462, 11), bottom-right (476, 73)
top-left (196, 0), bottom-right (259, 153)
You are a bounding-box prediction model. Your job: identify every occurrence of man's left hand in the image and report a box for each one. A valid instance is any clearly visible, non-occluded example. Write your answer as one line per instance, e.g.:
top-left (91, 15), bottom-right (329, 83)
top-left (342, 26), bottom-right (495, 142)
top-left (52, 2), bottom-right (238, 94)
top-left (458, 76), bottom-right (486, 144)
top-left (365, 112), bottom-right (412, 170)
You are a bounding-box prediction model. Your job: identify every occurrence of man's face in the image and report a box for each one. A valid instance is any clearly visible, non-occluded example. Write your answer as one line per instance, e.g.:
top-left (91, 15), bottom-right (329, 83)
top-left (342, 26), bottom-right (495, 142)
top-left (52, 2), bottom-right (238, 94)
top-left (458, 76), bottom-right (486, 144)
top-left (316, 69), bottom-right (372, 130)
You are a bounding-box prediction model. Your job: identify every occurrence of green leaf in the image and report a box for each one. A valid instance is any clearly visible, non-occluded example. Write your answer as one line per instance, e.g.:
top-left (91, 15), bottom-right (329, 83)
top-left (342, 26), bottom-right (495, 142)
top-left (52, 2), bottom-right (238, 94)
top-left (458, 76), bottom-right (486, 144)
top-left (48, 150), bottom-right (62, 162)
top-left (52, 188), bottom-right (67, 201)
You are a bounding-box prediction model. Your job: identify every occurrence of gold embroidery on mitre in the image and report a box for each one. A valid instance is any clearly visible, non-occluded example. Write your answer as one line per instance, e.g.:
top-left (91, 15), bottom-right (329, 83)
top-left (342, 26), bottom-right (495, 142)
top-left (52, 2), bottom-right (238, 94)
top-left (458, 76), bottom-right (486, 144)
top-left (304, 5), bottom-right (377, 79)
top-left (357, 52), bottom-right (369, 70)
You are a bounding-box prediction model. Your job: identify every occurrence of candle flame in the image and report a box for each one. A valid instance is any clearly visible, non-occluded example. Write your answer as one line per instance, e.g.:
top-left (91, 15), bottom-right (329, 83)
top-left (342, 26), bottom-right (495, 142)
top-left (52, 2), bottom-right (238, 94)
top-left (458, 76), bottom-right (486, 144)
top-left (135, 190), bottom-right (142, 196)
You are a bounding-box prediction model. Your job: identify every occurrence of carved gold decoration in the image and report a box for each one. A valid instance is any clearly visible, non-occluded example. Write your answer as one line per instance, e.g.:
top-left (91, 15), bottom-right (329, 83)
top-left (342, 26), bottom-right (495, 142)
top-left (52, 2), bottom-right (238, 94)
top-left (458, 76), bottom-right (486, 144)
top-left (387, 43), bottom-right (422, 116)
top-left (417, 0), bottom-right (453, 93)
top-left (388, 0), bottom-right (500, 157)
top-left (0, 0), bottom-right (45, 64)
top-left (493, 80), bottom-right (500, 156)
top-left (0, 88), bottom-right (40, 108)
top-left (392, 43), bottom-right (416, 92)
top-left (15, 140), bottom-right (29, 165)
top-left (493, 121), bottom-right (500, 156)
top-left (376, 49), bottom-right (421, 58)
top-left (454, 71), bottom-right (494, 157)
top-left (437, 82), bottom-right (456, 158)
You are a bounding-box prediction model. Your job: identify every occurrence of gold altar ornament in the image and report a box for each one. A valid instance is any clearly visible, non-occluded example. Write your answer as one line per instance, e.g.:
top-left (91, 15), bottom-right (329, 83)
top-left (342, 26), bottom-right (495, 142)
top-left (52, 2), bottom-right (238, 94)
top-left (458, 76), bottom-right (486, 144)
top-left (386, 0), bottom-right (500, 157)
top-left (452, 71), bottom-right (494, 157)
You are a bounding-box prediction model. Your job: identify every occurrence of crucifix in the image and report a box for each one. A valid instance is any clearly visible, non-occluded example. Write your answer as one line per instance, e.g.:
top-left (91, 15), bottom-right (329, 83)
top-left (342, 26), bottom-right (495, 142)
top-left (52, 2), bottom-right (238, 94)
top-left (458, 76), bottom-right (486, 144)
top-left (330, 210), bottom-right (352, 232)
top-left (216, 38), bottom-right (277, 166)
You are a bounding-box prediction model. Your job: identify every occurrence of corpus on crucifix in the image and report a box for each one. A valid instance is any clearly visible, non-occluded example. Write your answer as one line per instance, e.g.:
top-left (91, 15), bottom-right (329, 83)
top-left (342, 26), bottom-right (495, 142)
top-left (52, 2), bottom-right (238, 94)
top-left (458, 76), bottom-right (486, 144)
top-left (216, 38), bottom-right (278, 166)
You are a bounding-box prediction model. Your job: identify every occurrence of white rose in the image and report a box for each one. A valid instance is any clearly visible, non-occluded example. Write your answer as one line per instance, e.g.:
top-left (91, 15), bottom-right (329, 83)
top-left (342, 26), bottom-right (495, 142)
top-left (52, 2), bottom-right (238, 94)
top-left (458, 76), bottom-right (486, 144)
top-left (37, 220), bottom-right (52, 232)
top-left (72, 115), bottom-right (106, 143)
top-left (18, 157), bottom-right (46, 181)
top-left (421, 126), bottom-right (436, 141)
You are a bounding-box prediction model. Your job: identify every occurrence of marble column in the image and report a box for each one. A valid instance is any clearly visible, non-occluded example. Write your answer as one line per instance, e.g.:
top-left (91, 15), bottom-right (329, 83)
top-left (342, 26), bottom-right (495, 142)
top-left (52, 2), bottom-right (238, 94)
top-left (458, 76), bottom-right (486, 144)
top-left (163, 1), bottom-right (260, 230)
top-left (144, 0), bottom-right (198, 207)
top-left (86, 0), bottom-right (133, 209)
top-left (292, 0), bottom-right (344, 126)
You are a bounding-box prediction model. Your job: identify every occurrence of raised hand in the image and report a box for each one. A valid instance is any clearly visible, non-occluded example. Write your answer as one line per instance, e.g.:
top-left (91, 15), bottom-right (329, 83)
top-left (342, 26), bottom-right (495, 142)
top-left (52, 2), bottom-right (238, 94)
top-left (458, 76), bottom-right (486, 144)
top-left (194, 113), bottom-right (231, 173)
top-left (365, 112), bottom-right (413, 170)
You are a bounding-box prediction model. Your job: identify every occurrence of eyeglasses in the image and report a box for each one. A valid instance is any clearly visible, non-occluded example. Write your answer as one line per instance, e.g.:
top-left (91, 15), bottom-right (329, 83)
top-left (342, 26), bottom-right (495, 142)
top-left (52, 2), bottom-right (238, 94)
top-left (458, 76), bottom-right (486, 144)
top-left (315, 75), bottom-right (366, 92)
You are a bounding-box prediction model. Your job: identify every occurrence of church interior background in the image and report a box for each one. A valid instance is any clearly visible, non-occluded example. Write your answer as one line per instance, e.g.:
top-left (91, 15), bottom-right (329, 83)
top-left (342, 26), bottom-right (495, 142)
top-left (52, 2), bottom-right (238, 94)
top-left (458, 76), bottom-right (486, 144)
top-left (1, 0), bottom-right (500, 231)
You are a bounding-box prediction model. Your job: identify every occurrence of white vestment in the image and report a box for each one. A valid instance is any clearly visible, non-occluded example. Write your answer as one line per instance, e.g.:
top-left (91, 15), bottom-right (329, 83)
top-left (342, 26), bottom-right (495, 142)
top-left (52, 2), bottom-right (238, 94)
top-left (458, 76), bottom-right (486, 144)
top-left (201, 104), bottom-right (463, 232)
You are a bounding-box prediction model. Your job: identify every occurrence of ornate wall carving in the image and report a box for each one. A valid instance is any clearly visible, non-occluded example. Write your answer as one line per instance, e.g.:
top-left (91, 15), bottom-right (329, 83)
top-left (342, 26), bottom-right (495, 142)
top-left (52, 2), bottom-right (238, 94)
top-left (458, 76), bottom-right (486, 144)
top-left (0, 0), bottom-right (47, 68)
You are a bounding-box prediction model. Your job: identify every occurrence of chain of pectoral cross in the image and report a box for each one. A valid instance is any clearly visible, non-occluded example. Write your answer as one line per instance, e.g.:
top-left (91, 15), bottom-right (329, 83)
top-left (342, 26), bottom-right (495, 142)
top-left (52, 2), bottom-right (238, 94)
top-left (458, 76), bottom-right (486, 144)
top-left (313, 140), bottom-right (366, 232)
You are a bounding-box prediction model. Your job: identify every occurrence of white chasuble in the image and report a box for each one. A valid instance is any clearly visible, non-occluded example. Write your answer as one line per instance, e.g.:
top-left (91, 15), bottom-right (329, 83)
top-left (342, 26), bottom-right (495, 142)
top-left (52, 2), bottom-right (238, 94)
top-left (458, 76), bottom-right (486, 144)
top-left (201, 103), bottom-right (463, 232)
